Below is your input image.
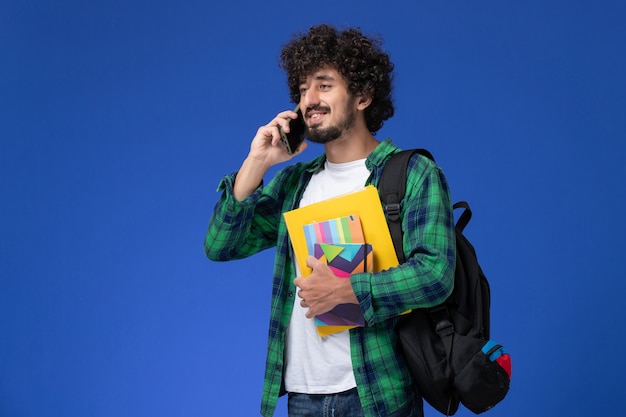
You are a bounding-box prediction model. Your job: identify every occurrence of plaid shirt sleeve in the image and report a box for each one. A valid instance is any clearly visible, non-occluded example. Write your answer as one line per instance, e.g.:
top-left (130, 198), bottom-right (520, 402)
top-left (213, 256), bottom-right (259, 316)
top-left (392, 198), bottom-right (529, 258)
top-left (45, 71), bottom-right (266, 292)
top-left (204, 172), bottom-right (284, 261)
top-left (352, 152), bottom-right (456, 325)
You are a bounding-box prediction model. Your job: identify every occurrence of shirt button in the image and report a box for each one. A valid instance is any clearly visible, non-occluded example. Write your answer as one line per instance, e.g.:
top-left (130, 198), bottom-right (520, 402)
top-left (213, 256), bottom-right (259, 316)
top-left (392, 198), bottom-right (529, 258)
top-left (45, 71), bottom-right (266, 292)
top-left (288, 292), bottom-right (294, 297)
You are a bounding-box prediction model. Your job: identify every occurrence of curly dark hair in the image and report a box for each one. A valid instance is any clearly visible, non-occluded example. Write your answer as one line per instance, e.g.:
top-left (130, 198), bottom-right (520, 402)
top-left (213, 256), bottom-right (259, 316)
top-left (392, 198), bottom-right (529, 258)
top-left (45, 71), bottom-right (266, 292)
top-left (279, 24), bottom-right (394, 134)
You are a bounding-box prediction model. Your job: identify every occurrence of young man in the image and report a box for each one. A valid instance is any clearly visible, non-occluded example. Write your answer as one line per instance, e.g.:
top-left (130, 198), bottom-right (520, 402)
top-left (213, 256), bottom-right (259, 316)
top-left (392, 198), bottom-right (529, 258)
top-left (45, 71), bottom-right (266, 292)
top-left (205, 24), bottom-right (456, 417)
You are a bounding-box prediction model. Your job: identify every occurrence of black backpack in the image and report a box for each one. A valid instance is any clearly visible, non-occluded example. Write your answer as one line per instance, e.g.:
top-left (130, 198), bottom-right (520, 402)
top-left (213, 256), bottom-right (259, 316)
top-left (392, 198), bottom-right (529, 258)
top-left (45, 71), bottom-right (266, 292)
top-left (378, 149), bottom-right (511, 416)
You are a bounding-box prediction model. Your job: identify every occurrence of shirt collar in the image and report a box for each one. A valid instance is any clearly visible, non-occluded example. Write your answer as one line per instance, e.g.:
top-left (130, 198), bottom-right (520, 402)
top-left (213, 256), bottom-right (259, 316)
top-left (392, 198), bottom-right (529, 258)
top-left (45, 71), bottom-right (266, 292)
top-left (365, 138), bottom-right (400, 171)
top-left (303, 138), bottom-right (400, 174)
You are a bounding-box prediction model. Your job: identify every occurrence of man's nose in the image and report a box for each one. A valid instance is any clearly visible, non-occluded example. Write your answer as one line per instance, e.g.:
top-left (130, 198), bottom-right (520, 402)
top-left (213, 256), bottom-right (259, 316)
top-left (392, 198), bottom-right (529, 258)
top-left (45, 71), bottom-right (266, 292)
top-left (301, 89), bottom-right (320, 111)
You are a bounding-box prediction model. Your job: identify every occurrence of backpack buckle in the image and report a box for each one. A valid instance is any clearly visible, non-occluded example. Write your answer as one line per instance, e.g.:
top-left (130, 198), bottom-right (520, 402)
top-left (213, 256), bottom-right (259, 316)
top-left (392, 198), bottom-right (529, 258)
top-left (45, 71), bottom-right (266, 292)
top-left (435, 319), bottom-right (455, 337)
top-left (385, 202), bottom-right (401, 222)
top-left (430, 305), bottom-right (455, 337)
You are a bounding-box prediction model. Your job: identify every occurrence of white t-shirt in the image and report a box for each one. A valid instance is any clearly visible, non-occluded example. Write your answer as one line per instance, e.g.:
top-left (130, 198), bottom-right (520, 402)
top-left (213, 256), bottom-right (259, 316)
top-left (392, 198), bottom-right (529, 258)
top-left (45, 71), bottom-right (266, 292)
top-left (284, 158), bottom-right (370, 394)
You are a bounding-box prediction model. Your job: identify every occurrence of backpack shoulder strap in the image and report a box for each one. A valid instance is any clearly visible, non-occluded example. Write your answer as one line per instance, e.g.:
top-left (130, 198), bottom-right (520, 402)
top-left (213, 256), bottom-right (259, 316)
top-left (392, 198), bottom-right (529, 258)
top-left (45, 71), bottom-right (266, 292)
top-left (379, 148), bottom-right (435, 264)
top-left (453, 201), bottom-right (472, 233)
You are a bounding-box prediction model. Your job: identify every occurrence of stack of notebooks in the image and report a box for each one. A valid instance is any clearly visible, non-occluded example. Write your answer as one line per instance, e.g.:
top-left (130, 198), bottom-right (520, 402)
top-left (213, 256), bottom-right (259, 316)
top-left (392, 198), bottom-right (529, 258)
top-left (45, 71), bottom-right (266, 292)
top-left (283, 185), bottom-right (399, 336)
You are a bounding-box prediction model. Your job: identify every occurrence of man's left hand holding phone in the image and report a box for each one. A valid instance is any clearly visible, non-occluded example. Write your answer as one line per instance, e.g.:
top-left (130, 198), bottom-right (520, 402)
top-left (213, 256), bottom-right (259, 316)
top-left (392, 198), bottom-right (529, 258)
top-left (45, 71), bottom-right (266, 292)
top-left (232, 106), bottom-right (308, 201)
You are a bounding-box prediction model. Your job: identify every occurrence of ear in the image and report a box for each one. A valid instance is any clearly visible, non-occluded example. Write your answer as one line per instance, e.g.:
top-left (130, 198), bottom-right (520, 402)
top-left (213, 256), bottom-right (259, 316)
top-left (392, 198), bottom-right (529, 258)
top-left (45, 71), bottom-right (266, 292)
top-left (356, 94), bottom-right (372, 110)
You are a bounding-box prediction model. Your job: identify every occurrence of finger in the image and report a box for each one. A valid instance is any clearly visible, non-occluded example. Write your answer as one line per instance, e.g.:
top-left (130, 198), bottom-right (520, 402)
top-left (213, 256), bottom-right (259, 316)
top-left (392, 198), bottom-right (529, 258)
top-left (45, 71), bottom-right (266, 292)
top-left (273, 110), bottom-right (298, 132)
top-left (294, 276), bottom-right (303, 288)
top-left (305, 255), bottom-right (321, 269)
top-left (254, 125), bottom-right (279, 148)
top-left (270, 127), bottom-right (283, 147)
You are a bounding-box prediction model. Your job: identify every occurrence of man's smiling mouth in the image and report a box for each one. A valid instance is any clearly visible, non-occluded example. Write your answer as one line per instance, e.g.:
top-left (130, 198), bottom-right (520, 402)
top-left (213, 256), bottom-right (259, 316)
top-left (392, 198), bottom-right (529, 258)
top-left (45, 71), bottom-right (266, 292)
top-left (306, 107), bottom-right (330, 124)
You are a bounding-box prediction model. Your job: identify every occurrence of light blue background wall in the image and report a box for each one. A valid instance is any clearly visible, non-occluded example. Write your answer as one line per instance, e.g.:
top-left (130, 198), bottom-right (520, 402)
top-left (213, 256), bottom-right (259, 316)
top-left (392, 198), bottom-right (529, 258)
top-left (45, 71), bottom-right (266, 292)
top-left (2, 1), bottom-right (625, 416)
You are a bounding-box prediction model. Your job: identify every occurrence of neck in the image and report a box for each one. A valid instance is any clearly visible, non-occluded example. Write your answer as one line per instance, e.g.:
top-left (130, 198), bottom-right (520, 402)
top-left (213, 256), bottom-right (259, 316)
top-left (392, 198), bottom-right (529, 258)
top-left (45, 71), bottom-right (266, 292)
top-left (324, 124), bottom-right (380, 163)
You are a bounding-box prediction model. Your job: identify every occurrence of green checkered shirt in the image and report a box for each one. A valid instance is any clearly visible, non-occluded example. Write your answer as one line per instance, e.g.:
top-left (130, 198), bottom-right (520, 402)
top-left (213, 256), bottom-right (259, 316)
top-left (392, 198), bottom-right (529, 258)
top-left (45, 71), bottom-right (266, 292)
top-left (205, 138), bottom-right (456, 417)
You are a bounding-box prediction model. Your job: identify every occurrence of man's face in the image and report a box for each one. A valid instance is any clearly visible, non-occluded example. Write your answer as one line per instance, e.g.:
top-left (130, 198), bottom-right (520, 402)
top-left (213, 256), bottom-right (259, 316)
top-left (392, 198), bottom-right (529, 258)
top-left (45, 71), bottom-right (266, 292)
top-left (298, 67), bottom-right (358, 144)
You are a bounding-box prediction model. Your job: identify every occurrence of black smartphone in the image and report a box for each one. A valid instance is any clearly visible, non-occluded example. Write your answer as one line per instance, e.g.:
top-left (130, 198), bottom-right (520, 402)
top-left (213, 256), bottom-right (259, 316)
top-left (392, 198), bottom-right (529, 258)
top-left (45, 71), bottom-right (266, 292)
top-left (279, 105), bottom-right (306, 155)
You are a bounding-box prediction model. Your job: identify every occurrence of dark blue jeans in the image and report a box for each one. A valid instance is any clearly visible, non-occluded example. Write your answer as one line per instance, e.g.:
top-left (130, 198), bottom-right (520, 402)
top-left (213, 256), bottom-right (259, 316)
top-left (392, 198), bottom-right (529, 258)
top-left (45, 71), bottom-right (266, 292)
top-left (287, 388), bottom-right (423, 417)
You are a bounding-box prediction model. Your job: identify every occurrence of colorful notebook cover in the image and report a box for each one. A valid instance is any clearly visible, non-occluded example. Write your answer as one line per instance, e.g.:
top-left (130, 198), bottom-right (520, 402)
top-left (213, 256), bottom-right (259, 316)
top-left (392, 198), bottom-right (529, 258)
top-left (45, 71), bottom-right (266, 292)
top-left (303, 215), bottom-right (365, 335)
top-left (303, 214), bottom-right (365, 256)
top-left (313, 243), bottom-right (373, 333)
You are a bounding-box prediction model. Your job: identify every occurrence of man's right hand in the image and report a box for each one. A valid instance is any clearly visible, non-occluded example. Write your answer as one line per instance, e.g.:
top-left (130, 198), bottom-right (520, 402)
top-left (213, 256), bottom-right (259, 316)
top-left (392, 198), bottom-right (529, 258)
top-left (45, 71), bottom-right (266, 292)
top-left (233, 110), bottom-right (309, 201)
